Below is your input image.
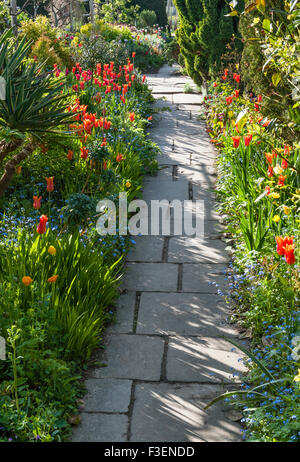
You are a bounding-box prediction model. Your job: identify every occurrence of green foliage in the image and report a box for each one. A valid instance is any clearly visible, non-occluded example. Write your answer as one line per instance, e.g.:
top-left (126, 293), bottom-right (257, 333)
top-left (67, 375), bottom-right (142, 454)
top-left (20, 16), bottom-right (73, 69)
top-left (138, 9), bottom-right (157, 28)
top-left (99, 0), bottom-right (140, 24)
top-left (74, 34), bottom-right (130, 72)
top-left (174, 0), bottom-right (243, 85)
top-left (239, 0), bottom-right (299, 135)
top-left (61, 193), bottom-right (97, 230)
top-left (132, 0), bottom-right (168, 26)
top-left (0, 1), bottom-right (9, 33)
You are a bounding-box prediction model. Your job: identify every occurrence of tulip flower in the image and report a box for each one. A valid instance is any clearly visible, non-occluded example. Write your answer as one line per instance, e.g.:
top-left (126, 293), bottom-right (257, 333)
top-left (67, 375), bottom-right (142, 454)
top-left (37, 215), bottom-right (48, 234)
top-left (67, 150), bottom-right (73, 160)
top-left (283, 244), bottom-right (296, 265)
top-left (48, 245), bottom-right (57, 256)
top-left (232, 136), bottom-right (241, 148)
top-left (48, 275), bottom-right (59, 283)
top-left (244, 134), bottom-right (253, 146)
top-left (116, 153), bottom-right (124, 162)
top-left (46, 177), bottom-right (54, 192)
top-left (22, 276), bottom-right (33, 286)
top-left (278, 175), bottom-right (286, 187)
top-left (33, 195), bottom-right (42, 210)
top-left (265, 152), bottom-right (274, 164)
top-left (276, 236), bottom-right (294, 256)
top-left (129, 112), bottom-right (135, 122)
top-left (80, 147), bottom-right (89, 159)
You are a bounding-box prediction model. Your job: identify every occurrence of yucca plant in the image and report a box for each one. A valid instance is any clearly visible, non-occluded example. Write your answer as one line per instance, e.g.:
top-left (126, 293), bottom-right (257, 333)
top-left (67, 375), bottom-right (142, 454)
top-left (0, 30), bottom-right (74, 196)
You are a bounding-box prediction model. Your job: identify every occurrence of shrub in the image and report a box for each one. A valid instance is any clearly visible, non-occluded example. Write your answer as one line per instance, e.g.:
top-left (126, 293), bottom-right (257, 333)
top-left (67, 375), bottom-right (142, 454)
top-left (132, 0), bottom-right (168, 26)
top-left (173, 0), bottom-right (243, 86)
top-left (20, 16), bottom-right (73, 69)
top-left (138, 9), bottom-right (157, 28)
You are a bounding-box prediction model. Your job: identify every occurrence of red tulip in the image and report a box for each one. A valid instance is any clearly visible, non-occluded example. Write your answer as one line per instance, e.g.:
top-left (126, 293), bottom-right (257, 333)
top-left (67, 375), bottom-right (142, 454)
top-left (232, 136), bottom-right (241, 148)
top-left (283, 244), bottom-right (295, 265)
top-left (276, 236), bottom-right (293, 256)
top-left (33, 195), bottom-right (42, 210)
top-left (45, 177), bottom-right (54, 192)
top-left (278, 175), bottom-right (286, 187)
top-left (80, 147), bottom-right (89, 159)
top-left (244, 134), bottom-right (253, 146)
top-left (37, 215), bottom-right (48, 234)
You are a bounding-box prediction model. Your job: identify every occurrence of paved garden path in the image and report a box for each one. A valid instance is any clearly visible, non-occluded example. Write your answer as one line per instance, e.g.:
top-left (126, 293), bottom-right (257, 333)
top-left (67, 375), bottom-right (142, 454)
top-left (72, 65), bottom-right (245, 443)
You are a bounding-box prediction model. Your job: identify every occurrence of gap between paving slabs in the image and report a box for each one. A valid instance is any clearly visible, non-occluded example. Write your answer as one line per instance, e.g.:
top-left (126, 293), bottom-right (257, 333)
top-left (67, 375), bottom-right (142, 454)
top-left (72, 64), bottom-right (246, 443)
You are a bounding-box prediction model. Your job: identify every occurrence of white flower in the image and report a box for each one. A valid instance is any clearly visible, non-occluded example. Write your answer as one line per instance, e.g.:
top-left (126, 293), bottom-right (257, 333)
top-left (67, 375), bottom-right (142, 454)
top-left (274, 164), bottom-right (283, 175)
top-left (291, 336), bottom-right (300, 346)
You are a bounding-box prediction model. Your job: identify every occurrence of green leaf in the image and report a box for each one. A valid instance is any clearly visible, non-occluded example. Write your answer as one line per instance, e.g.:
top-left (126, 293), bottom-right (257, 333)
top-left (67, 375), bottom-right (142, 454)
top-left (225, 10), bottom-right (239, 16)
top-left (272, 73), bottom-right (281, 87)
top-left (262, 18), bottom-right (271, 31)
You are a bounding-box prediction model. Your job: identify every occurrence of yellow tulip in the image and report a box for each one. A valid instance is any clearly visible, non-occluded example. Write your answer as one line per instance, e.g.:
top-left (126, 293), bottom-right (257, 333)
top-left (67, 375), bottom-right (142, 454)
top-left (48, 245), bottom-right (57, 256)
top-left (273, 215), bottom-right (280, 223)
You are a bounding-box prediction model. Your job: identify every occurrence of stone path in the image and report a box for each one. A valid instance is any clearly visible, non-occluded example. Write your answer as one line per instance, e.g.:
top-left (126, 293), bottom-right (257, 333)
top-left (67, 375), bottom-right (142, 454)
top-left (72, 65), bottom-right (245, 443)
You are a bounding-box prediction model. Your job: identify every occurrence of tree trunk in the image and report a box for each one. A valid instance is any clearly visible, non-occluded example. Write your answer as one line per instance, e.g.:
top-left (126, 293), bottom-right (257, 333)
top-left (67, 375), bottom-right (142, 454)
top-left (0, 138), bottom-right (23, 162)
top-left (0, 142), bottom-right (35, 197)
top-left (89, 0), bottom-right (95, 24)
top-left (10, 0), bottom-right (18, 36)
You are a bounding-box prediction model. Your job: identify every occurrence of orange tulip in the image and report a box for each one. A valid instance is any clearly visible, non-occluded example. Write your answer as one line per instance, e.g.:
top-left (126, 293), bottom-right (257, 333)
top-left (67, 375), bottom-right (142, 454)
top-left (22, 276), bottom-right (33, 286)
top-left (45, 177), bottom-right (54, 192)
top-left (48, 275), bottom-right (59, 283)
top-left (33, 195), bottom-right (42, 210)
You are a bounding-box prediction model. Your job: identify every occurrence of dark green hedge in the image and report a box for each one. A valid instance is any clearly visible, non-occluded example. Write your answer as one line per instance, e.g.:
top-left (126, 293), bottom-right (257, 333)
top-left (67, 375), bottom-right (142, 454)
top-left (173, 0), bottom-right (243, 86)
top-left (131, 0), bottom-right (168, 26)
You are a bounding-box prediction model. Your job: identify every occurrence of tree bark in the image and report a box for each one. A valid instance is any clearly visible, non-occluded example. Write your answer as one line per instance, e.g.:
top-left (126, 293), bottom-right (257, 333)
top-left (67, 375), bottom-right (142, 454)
top-left (0, 138), bottom-right (23, 162)
top-left (0, 142), bottom-right (35, 197)
top-left (10, 0), bottom-right (18, 36)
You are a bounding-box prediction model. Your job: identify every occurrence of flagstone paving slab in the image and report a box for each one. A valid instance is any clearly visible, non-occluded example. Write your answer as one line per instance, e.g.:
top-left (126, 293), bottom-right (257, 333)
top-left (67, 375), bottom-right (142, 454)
top-left (94, 334), bottom-right (165, 381)
top-left (72, 414), bottom-right (128, 442)
top-left (142, 178), bottom-right (189, 202)
top-left (168, 236), bottom-right (229, 263)
top-left (107, 292), bottom-right (136, 334)
top-left (137, 292), bottom-right (236, 336)
top-left (182, 263), bottom-right (228, 293)
top-left (127, 236), bottom-right (164, 262)
top-left (166, 336), bottom-right (246, 383)
top-left (81, 379), bottom-right (132, 413)
top-left (130, 383), bottom-right (241, 442)
top-left (122, 262), bottom-right (178, 292)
